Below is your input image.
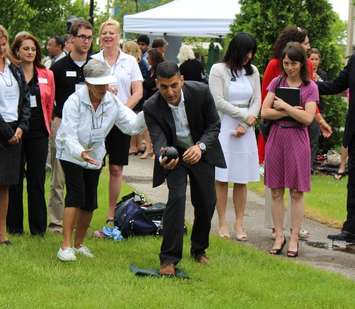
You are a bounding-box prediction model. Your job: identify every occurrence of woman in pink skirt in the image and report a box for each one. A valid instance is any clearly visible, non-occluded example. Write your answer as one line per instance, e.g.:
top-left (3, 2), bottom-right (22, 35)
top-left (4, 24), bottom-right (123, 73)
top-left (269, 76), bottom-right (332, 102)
top-left (261, 42), bottom-right (318, 257)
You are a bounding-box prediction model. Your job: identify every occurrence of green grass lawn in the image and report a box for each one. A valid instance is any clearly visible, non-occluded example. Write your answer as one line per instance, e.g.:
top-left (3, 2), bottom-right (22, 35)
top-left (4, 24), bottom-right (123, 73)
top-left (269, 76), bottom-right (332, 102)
top-left (1, 169), bottom-right (355, 308)
top-left (248, 174), bottom-right (347, 228)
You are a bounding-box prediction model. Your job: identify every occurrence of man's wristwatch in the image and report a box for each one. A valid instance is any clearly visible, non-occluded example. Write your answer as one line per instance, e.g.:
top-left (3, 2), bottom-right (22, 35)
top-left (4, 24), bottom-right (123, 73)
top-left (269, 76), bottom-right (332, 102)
top-left (196, 142), bottom-right (206, 153)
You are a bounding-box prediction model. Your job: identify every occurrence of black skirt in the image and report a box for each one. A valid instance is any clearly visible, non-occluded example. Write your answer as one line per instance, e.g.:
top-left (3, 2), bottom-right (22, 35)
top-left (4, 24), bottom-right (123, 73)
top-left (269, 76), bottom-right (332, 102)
top-left (0, 141), bottom-right (21, 186)
top-left (105, 126), bottom-right (131, 166)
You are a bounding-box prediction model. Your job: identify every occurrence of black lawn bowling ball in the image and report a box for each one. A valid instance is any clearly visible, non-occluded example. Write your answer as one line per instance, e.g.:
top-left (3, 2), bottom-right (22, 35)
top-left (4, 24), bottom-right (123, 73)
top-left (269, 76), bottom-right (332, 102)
top-left (161, 146), bottom-right (179, 162)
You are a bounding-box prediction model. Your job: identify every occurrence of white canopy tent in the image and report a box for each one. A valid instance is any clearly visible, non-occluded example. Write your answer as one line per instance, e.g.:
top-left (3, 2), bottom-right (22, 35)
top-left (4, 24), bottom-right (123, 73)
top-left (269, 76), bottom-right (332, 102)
top-left (123, 0), bottom-right (241, 38)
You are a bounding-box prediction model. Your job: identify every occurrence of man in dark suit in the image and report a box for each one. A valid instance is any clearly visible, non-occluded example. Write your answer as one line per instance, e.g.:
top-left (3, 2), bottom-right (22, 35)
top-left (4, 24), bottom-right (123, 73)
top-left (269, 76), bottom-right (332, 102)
top-left (143, 61), bottom-right (226, 275)
top-left (317, 54), bottom-right (355, 243)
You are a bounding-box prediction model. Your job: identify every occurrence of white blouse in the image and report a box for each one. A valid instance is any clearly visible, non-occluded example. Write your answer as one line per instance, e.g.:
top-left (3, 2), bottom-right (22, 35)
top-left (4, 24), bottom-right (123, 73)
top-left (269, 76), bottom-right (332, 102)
top-left (0, 60), bottom-right (20, 122)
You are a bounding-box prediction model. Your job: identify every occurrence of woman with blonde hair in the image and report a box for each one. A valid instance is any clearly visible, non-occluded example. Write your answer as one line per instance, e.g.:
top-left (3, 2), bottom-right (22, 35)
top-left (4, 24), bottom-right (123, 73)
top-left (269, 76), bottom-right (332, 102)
top-left (7, 32), bottom-right (55, 236)
top-left (92, 20), bottom-right (143, 224)
top-left (177, 45), bottom-right (204, 82)
top-left (0, 25), bottom-right (30, 244)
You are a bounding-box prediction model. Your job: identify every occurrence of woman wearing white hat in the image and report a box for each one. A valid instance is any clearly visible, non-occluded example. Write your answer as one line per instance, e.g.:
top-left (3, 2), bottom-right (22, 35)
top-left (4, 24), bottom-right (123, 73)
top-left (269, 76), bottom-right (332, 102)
top-left (56, 59), bottom-right (145, 262)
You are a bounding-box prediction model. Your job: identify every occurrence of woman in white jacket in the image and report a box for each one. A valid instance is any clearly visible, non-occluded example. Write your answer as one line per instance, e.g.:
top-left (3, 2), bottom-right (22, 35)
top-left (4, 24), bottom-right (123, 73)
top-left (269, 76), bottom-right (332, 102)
top-left (209, 33), bottom-right (261, 240)
top-left (56, 59), bottom-right (145, 261)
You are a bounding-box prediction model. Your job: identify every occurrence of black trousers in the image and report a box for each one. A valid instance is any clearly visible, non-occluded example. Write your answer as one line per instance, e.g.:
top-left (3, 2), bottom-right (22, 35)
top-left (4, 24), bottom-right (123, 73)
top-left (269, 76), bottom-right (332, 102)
top-left (7, 136), bottom-right (48, 235)
top-left (309, 119), bottom-right (320, 171)
top-left (343, 139), bottom-right (355, 234)
top-left (159, 159), bottom-right (216, 265)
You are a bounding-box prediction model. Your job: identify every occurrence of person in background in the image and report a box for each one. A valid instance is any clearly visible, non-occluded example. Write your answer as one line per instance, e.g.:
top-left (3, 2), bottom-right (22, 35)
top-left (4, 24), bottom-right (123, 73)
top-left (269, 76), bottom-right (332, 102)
top-left (143, 61), bottom-right (226, 275)
top-left (7, 33), bottom-right (55, 236)
top-left (177, 45), bottom-right (205, 82)
top-left (0, 25), bottom-right (30, 244)
top-left (209, 33), bottom-right (261, 240)
top-left (137, 34), bottom-right (150, 79)
top-left (139, 48), bottom-right (165, 160)
top-left (48, 20), bottom-right (93, 233)
top-left (308, 48), bottom-right (328, 173)
top-left (43, 36), bottom-right (66, 68)
top-left (152, 38), bottom-right (168, 56)
top-left (122, 40), bottom-right (146, 156)
top-left (317, 54), bottom-right (355, 243)
top-left (261, 26), bottom-right (332, 240)
top-left (261, 42), bottom-right (318, 257)
top-left (91, 20), bottom-right (143, 225)
top-left (56, 59), bottom-right (145, 261)
top-left (63, 34), bottom-right (72, 54)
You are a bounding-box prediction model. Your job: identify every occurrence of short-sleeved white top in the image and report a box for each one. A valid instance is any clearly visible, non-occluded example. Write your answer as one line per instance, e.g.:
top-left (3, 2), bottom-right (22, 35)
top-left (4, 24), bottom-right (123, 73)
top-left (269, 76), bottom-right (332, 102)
top-left (91, 50), bottom-right (143, 105)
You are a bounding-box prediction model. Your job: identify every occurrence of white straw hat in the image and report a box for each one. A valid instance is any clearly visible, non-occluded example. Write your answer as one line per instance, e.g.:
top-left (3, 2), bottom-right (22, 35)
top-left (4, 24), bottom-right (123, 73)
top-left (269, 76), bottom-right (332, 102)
top-left (84, 59), bottom-right (116, 85)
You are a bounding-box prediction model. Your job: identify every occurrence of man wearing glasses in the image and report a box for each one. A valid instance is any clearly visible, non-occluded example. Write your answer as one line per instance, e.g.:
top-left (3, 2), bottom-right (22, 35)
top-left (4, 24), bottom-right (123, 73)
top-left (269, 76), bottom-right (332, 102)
top-left (48, 20), bottom-right (93, 233)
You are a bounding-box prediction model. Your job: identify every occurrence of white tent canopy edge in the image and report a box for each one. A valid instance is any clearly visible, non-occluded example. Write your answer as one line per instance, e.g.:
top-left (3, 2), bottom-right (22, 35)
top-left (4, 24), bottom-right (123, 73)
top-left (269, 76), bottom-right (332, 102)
top-left (123, 0), bottom-right (241, 38)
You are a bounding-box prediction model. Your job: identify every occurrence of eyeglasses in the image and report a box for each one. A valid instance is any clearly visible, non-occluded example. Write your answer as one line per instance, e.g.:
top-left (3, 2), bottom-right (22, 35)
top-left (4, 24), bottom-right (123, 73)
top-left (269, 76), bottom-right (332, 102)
top-left (75, 35), bottom-right (93, 41)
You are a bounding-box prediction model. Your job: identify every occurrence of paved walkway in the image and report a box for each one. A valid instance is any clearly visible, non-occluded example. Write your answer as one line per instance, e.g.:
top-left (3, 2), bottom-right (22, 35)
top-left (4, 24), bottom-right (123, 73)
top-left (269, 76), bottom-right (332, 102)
top-left (124, 155), bottom-right (355, 280)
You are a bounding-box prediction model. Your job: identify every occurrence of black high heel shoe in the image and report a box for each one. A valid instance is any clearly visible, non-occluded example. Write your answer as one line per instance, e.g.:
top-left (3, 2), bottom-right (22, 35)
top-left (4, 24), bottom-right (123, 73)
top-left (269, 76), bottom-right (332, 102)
top-left (287, 243), bottom-right (299, 258)
top-left (269, 237), bottom-right (286, 255)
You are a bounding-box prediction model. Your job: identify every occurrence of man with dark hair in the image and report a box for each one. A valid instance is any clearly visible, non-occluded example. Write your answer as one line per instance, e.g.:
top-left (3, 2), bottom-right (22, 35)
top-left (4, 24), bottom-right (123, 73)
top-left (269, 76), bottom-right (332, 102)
top-left (137, 34), bottom-right (150, 77)
top-left (143, 61), bottom-right (226, 275)
top-left (152, 38), bottom-right (167, 56)
top-left (47, 20), bottom-right (93, 233)
top-left (44, 36), bottom-right (66, 68)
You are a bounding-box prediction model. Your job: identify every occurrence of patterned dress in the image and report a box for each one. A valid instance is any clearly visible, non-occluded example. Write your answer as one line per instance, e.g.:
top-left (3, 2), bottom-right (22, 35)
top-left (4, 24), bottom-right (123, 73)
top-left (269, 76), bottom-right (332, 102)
top-left (264, 77), bottom-right (319, 192)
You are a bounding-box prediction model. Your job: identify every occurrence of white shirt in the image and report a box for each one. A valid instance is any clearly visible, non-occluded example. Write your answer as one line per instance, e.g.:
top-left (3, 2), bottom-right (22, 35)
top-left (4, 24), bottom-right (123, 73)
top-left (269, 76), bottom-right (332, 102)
top-left (168, 91), bottom-right (193, 149)
top-left (56, 85), bottom-right (145, 169)
top-left (91, 50), bottom-right (143, 105)
top-left (0, 59), bottom-right (20, 122)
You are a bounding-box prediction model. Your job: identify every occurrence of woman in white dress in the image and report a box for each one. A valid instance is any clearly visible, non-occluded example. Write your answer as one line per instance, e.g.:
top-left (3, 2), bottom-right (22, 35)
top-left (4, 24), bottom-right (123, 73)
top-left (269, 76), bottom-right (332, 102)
top-left (209, 33), bottom-right (261, 240)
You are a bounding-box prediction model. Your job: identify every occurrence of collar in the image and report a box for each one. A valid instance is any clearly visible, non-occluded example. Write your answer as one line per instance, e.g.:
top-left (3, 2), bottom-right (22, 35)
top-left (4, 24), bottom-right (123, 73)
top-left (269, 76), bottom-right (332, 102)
top-left (68, 53), bottom-right (89, 67)
top-left (97, 49), bottom-right (131, 66)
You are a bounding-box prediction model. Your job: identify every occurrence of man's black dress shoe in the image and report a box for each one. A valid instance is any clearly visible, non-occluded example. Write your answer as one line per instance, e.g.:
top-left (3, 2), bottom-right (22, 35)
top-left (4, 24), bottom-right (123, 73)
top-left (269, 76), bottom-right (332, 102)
top-left (327, 231), bottom-right (355, 243)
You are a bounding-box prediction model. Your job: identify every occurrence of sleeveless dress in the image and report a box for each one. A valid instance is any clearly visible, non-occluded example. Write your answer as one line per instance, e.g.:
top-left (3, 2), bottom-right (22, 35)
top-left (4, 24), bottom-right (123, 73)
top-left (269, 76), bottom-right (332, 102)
top-left (215, 70), bottom-right (260, 183)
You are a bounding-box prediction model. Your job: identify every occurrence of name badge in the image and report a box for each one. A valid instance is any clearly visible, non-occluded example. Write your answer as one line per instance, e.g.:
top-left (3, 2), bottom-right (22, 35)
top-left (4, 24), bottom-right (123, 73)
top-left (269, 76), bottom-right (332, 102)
top-left (75, 83), bottom-right (85, 91)
top-left (38, 77), bottom-right (48, 84)
top-left (30, 95), bottom-right (37, 108)
top-left (91, 128), bottom-right (105, 143)
top-left (66, 71), bottom-right (77, 77)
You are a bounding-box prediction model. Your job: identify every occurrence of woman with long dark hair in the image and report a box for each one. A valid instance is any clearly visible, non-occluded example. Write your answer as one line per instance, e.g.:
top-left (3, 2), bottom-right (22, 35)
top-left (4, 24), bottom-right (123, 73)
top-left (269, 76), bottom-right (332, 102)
top-left (0, 25), bottom-right (30, 244)
top-left (261, 42), bottom-right (318, 257)
top-left (7, 33), bottom-right (55, 236)
top-left (209, 33), bottom-right (261, 240)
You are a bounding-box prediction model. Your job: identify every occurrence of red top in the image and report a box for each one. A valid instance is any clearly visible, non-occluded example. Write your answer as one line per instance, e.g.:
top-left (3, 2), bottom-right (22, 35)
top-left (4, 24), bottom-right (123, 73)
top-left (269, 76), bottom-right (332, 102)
top-left (36, 67), bottom-right (55, 135)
